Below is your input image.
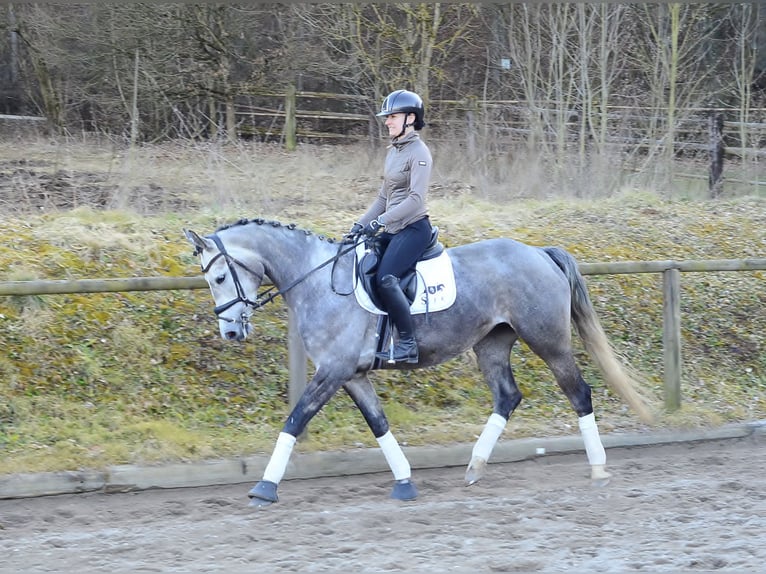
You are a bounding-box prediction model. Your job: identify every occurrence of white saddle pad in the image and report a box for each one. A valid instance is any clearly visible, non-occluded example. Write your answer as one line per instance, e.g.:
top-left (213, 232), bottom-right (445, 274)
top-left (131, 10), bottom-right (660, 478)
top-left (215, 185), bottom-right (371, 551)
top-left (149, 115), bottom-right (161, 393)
top-left (353, 243), bottom-right (457, 315)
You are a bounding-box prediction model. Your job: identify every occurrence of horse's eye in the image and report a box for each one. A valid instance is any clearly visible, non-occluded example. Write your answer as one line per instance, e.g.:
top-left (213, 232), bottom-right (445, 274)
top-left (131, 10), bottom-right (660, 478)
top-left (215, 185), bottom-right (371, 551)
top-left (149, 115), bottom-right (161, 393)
top-left (214, 274), bottom-right (226, 285)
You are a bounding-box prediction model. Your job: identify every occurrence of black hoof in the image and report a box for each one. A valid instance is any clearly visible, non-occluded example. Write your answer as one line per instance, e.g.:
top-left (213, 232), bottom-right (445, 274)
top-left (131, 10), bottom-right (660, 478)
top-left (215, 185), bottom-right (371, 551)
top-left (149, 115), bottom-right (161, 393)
top-left (391, 478), bottom-right (418, 501)
top-left (248, 480), bottom-right (279, 507)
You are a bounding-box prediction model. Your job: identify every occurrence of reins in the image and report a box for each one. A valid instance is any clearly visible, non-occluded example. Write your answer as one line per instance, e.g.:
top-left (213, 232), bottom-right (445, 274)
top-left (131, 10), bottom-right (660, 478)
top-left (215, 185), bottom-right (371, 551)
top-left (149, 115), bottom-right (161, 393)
top-left (199, 232), bottom-right (364, 321)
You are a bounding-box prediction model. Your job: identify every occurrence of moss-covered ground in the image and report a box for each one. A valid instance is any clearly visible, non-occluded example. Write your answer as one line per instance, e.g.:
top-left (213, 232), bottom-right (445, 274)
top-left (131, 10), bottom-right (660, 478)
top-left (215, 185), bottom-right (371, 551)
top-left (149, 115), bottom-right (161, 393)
top-left (0, 138), bottom-right (763, 474)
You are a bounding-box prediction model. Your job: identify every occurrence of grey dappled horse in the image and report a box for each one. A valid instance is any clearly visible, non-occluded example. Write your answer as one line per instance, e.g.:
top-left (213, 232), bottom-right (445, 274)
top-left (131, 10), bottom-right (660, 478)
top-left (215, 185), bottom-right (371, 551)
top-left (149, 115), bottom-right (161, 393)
top-left (185, 219), bottom-right (653, 507)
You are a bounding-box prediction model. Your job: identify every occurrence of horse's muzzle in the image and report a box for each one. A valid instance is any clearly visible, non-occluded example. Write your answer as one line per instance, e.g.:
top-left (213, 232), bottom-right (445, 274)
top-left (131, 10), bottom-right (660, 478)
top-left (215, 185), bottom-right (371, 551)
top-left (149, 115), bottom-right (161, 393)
top-left (219, 316), bottom-right (251, 342)
top-left (223, 329), bottom-right (244, 341)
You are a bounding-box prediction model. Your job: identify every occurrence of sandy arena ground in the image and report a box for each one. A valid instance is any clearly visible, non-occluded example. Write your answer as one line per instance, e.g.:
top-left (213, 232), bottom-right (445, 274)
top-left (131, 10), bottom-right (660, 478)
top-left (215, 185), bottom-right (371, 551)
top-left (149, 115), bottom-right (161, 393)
top-left (1, 435), bottom-right (764, 573)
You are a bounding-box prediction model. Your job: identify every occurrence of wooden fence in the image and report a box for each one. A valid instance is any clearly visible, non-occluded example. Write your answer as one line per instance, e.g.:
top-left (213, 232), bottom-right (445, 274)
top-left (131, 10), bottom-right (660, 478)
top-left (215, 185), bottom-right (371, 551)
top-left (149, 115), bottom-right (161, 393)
top-left (234, 90), bottom-right (766, 194)
top-left (240, 91), bottom-right (766, 149)
top-left (1, 257), bottom-right (764, 414)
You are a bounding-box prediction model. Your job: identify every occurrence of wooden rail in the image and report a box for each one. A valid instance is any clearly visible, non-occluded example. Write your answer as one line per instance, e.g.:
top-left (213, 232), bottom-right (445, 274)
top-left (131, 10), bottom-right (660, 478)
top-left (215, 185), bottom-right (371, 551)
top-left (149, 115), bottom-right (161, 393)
top-left (0, 114), bottom-right (47, 122)
top-left (240, 90), bottom-right (766, 195)
top-left (1, 257), bottom-right (764, 413)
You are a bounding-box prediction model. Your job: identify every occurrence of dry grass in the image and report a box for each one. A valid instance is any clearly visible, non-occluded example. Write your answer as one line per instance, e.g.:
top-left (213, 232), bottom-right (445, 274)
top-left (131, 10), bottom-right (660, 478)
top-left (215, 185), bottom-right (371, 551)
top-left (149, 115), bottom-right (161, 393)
top-left (0, 136), bottom-right (764, 474)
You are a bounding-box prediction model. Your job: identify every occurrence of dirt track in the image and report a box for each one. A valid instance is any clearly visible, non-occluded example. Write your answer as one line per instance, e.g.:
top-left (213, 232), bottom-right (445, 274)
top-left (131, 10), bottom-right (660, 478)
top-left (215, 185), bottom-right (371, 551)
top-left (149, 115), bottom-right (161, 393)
top-left (1, 436), bottom-right (764, 573)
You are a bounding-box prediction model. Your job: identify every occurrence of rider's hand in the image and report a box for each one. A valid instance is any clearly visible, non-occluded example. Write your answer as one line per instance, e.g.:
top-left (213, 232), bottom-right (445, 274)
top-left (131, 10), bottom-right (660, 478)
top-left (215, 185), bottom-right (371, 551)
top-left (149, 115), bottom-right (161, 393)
top-left (362, 219), bottom-right (384, 237)
top-left (343, 222), bottom-right (364, 243)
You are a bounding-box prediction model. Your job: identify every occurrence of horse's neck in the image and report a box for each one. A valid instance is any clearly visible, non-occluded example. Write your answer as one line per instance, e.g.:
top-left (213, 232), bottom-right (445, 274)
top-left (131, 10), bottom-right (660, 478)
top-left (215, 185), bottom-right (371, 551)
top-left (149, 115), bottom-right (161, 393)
top-left (251, 227), bottom-right (339, 292)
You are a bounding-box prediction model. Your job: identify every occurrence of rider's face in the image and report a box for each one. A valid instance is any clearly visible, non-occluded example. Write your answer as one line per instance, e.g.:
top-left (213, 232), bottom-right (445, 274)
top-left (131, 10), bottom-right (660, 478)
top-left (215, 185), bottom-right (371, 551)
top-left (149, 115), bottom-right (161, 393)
top-left (384, 113), bottom-right (409, 136)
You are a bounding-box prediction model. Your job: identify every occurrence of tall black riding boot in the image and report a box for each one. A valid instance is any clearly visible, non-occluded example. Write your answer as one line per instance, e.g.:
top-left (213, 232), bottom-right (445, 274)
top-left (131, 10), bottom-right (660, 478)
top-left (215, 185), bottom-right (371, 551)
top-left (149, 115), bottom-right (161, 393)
top-left (376, 274), bottom-right (419, 364)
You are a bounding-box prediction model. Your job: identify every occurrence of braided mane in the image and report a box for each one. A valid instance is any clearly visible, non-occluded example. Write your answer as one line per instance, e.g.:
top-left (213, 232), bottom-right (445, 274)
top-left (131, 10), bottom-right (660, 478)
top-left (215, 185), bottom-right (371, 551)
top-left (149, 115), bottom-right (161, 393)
top-left (215, 218), bottom-right (338, 243)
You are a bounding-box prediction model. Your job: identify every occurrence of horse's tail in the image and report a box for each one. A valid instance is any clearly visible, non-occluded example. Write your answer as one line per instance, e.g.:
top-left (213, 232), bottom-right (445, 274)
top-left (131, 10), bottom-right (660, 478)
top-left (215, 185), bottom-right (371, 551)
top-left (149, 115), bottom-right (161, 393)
top-left (542, 246), bottom-right (655, 424)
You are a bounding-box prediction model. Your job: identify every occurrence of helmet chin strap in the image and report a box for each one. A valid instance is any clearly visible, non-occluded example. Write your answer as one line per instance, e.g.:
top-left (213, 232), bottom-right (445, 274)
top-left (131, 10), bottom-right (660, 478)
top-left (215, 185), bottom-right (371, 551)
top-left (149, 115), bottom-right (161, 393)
top-left (395, 113), bottom-right (415, 139)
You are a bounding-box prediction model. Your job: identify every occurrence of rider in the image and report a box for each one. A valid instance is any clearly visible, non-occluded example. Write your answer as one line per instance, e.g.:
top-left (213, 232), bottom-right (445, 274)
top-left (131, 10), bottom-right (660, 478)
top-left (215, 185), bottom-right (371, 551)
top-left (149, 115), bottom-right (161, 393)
top-left (348, 89), bottom-right (433, 364)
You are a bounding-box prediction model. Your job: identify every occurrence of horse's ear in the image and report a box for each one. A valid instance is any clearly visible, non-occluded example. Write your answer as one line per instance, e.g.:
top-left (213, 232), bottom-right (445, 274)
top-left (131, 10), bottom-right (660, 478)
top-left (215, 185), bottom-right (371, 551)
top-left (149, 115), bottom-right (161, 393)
top-left (184, 229), bottom-right (212, 255)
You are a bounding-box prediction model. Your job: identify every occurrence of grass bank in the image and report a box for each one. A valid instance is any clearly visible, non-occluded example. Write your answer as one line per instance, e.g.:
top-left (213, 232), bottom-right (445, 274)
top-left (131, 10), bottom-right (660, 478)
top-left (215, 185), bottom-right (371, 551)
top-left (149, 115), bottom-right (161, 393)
top-left (0, 138), bottom-right (764, 474)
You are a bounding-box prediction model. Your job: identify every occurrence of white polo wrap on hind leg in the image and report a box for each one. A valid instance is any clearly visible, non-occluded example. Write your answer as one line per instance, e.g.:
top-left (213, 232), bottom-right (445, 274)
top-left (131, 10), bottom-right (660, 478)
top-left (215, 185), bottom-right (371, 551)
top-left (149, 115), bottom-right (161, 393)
top-left (578, 413), bottom-right (606, 466)
top-left (377, 431), bottom-right (411, 481)
top-left (472, 413), bottom-right (507, 461)
top-left (262, 432), bottom-right (297, 484)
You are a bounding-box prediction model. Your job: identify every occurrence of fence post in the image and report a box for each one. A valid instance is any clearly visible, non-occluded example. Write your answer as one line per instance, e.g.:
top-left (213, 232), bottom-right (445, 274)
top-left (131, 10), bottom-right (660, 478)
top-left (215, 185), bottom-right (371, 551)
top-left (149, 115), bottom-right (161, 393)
top-left (284, 84), bottom-right (297, 151)
top-left (662, 268), bottom-right (682, 411)
top-left (709, 112), bottom-right (724, 198)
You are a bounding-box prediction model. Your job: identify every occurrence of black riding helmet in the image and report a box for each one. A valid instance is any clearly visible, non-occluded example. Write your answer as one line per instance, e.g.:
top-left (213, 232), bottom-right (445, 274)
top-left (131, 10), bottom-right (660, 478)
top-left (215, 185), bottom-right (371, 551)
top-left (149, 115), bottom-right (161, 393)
top-left (376, 90), bottom-right (426, 131)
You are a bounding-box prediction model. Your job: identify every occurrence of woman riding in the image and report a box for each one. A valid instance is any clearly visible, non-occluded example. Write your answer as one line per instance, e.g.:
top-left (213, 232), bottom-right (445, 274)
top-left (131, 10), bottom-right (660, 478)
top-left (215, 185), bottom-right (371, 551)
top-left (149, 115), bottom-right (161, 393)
top-left (348, 89), bottom-right (434, 364)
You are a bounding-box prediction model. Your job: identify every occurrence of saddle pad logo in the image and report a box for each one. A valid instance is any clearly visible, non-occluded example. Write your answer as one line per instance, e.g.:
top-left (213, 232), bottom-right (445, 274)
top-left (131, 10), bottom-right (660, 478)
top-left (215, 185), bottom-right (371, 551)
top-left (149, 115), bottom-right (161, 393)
top-left (353, 244), bottom-right (457, 315)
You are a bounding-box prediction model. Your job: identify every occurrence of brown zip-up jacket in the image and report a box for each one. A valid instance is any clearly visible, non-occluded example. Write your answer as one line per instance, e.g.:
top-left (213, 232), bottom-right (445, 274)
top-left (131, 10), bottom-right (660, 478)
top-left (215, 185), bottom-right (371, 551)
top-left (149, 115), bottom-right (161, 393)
top-left (358, 131), bottom-right (431, 234)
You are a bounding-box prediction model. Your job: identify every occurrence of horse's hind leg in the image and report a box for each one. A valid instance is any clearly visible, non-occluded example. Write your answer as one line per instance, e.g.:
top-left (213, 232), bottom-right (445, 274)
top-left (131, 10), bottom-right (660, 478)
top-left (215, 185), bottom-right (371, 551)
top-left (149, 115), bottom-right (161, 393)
top-left (466, 324), bottom-right (523, 486)
top-left (555, 362), bottom-right (611, 485)
top-left (344, 373), bottom-right (418, 501)
top-left (523, 332), bottom-right (611, 485)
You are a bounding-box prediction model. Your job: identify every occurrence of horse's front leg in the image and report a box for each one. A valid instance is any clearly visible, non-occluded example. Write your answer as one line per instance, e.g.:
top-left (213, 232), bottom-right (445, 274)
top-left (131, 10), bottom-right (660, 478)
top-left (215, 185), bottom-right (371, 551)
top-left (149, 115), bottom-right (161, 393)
top-left (344, 374), bottom-right (418, 501)
top-left (248, 367), bottom-right (346, 508)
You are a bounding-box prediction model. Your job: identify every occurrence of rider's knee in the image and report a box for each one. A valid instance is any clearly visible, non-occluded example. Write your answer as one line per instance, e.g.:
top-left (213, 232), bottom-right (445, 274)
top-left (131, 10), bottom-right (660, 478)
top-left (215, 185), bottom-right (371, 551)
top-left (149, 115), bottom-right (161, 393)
top-left (379, 274), bottom-right (399, 289)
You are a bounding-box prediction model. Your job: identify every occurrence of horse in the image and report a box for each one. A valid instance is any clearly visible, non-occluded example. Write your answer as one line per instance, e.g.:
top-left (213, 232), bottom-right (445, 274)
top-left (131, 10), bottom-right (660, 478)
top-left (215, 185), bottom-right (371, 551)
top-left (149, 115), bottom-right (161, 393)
top-left (184, 218), bottom-right (654, 507)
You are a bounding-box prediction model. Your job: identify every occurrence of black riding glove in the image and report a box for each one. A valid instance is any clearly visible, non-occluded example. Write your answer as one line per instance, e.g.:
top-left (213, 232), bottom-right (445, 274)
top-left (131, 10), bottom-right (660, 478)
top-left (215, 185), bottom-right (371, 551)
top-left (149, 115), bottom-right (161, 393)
top-left (343, 222), bottom-right (364, 243)
top-left (362, 219), bottom-right (384, 237)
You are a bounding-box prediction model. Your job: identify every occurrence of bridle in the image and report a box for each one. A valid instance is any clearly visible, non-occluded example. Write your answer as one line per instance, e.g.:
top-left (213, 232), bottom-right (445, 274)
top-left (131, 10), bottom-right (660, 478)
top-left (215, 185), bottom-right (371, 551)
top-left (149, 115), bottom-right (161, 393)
top-left (196, 233), bottom-right (364, 324)
top-left (197, 234), bottom-right (265, 322)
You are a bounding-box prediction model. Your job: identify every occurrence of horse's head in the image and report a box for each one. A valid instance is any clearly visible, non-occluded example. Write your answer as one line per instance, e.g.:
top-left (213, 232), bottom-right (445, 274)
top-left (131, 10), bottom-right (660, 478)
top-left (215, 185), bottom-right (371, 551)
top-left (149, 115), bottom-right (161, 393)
top-left (184, 228), bottom-right (265, 341)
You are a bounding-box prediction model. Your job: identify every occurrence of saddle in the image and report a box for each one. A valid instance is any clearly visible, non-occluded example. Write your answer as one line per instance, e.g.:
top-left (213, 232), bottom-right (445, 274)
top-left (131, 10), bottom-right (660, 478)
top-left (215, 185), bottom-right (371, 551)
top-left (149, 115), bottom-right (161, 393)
top-left (356, 226), bottom-right (444, 311)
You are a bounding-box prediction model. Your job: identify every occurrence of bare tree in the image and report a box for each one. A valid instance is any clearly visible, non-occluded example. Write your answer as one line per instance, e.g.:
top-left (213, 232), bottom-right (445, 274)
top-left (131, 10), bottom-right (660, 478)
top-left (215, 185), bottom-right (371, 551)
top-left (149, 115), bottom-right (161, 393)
top-left (3, 0), bottom-right (763, 169)
top-left (726, 4), bottom-right (762, 148)
top-left (627, 4), bottom-right (726, 190)
top-left (556, 4), bottom-right (631, 195)
top-left (10, 4), bottom-right (70, 131)
top-left (0, 6), bottom-right (22, 114)
top-left (713, 3), bottom-right (763, 195)
top-left (295, 4), bottom-right (478, 106)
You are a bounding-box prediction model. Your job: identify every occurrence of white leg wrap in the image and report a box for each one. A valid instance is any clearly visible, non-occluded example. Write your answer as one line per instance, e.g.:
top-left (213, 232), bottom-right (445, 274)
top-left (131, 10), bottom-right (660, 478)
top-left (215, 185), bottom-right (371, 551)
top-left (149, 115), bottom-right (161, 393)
top-left (578, 413), bottom-right (606, 466)
top-left (471, 413), bottom-right (507, 461)
top-left (262, 432), bottom-right (297, 484)
top-left (376, 431), bottom-right (411, 481)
